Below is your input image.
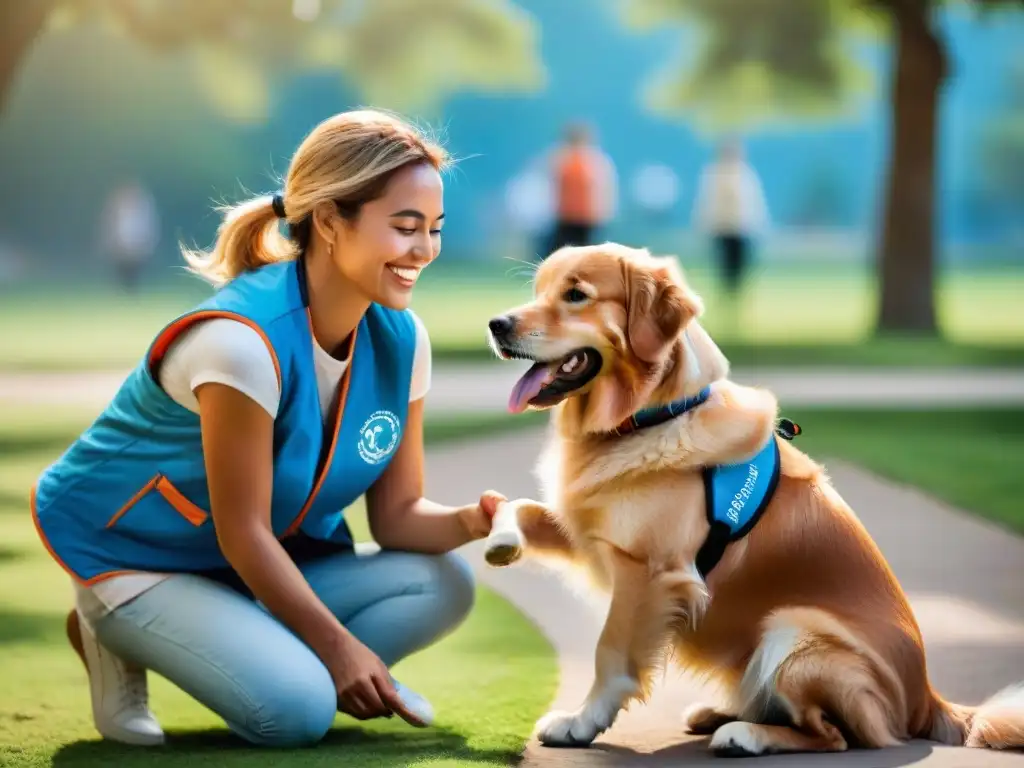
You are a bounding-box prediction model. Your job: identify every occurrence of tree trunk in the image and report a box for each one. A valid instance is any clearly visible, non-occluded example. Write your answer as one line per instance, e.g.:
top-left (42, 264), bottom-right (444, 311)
top-left (875, 4), bottom-right (947, 335)
top-left (0, 1), bottom-right (57, 118)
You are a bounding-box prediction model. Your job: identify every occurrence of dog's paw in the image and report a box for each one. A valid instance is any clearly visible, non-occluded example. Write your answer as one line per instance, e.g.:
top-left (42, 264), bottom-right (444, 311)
top-left (709, 722), bottom-right (765, 757)
top-left (483, 501), bottom-right (526, 567)
top-left (682, 702), bottom-right (737, 735)
top-left (534, 675), bottom-right (636, 747)
top-left (534, 705), bottom-right (612, 748)
top-left (483, 528), bottom-right (524, 567)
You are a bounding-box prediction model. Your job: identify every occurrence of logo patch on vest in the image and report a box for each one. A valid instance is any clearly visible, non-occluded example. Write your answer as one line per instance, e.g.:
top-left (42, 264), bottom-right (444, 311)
top-left (358, 410), bottom-right (401, 465)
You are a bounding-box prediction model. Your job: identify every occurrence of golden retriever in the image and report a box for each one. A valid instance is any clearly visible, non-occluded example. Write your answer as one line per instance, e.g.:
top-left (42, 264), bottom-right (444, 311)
top-left (481, 242), bottom-right (1024, 757)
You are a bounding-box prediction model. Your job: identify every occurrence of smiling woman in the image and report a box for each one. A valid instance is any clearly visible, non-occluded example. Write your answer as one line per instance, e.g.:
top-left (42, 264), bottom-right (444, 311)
top-left (30, 108), bottom-right (510, 751)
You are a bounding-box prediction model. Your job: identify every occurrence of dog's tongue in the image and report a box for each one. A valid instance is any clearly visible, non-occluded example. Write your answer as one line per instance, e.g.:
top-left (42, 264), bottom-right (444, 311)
top-left (508, 363), bottom-right (554, 414)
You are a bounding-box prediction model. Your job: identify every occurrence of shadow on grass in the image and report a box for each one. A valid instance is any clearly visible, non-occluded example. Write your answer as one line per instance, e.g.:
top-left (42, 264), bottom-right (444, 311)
top-left (52, 724), bottom-right (520, 767)
top-left (0, 544), bottom-right (27, 563)
top-left (594, 737), bottom-right (936, 767)
top-left (0, 488), bottom-right (30, 512)
top-left (0, 608), bottom-right (64, 645)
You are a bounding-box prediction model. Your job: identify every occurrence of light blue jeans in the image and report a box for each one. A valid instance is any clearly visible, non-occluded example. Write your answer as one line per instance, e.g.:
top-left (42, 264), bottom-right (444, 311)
top-left (93, 543), bottom-right (476, 747)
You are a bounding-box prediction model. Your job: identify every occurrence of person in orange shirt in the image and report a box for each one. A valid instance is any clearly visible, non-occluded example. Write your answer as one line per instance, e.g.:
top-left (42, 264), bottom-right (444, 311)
top-left (547, 123), bottom-right (616, 256)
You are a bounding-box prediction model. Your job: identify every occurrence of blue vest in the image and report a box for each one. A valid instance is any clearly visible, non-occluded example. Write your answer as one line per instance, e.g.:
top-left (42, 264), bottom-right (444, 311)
top-left (32, 259), bottom-right (416, 584)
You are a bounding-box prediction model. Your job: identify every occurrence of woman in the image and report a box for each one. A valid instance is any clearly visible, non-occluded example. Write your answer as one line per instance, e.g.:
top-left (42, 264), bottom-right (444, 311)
top-left (32, 109), bottom-right (504, 748)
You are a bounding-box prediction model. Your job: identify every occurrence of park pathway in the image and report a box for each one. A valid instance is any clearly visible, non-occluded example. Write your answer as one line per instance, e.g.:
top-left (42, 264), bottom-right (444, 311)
top-left (432, 428), bottom-right (1024, 767)
top-left (2, 364), bottom-right (1024, 410)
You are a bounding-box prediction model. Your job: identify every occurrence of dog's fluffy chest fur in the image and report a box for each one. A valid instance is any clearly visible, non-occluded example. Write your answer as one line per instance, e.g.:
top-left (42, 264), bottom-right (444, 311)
top-left (533, 381), bottom-right (782, 591)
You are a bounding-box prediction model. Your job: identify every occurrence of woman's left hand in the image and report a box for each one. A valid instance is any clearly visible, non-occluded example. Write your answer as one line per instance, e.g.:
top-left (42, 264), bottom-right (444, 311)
top-left (458, 490), bottom-right (506, 540)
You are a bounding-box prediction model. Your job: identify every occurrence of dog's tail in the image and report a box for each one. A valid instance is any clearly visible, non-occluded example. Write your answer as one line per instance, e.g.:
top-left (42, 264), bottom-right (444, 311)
top-left (929, 683), bottom-right (1024, 749)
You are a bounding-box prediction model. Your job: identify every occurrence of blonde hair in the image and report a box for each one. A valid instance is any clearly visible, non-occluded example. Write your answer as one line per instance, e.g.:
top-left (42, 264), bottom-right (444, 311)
top-left (183, 109), bottom-right (449, 287)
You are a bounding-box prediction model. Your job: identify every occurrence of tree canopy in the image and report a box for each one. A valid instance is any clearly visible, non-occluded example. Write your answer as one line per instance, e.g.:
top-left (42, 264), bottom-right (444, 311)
top-left (5, 0), bottom-right (546, 122)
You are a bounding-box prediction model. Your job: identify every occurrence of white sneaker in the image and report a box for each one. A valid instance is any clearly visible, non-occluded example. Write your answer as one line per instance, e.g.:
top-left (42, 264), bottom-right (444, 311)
top-left (76, 615), bottom-right (165, 746)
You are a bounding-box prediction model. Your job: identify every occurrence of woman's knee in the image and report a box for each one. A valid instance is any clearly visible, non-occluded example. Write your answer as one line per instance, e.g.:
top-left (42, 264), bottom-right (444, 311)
top-left (90, 574), bottom-right (338, 749)
top-left (425, 551), bottom-right (476, 629)
top-left (235, 670), bottom-right (336, 748)
top-left (376, 550), bottom-right (476, 642)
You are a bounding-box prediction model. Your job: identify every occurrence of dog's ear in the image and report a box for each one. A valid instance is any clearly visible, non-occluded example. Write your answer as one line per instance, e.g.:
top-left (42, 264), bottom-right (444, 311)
top-left (625, 257), bottom-right (701, 364)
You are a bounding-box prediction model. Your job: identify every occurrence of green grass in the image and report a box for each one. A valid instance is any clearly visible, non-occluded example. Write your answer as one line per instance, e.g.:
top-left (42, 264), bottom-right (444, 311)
top-left (0, 408), bottom-right (558, 768)
top-left (1, 262), bottom-right (1022, 372)
top-left (787, 407), bottom-right (1024, 534)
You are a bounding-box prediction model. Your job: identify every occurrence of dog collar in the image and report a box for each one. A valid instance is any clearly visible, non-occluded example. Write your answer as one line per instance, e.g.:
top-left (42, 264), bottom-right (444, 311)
top-left (612, 386), bottom-right (803, 443)
top-left (612, 386), bottom-right (713, 436)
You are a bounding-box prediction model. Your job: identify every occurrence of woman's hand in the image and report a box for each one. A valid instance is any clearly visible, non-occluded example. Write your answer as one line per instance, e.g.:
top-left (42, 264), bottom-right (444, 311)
top-left (328, 634), bottom-right (417, 723)
top-left (457, 490), bottom-right (506, 540)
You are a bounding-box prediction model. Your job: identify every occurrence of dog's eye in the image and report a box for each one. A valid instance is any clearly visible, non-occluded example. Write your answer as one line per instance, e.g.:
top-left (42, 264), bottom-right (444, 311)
top-left (563, 287), bottom-right (588, 304)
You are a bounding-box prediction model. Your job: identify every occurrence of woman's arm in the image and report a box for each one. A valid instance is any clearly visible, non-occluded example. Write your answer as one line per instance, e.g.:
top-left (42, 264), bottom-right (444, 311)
top-left (195, 381), bottom-right (413, 722)
top-left (365, 397), bottom-right (499, 552)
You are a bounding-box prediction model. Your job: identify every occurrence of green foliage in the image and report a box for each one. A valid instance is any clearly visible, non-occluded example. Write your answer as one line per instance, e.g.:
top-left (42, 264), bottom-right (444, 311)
top-left (621, 0), bottom-right (876, 132)
top-left (620, 0), bottom-right (1024, 132)
top-left (298, 0), bottom-right (546, 116)
top-left (46, 0), bottom-right (545, 122)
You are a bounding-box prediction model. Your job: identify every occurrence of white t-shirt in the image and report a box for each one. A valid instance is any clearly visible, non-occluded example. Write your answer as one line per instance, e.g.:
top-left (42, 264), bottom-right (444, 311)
top-left (691, 159), bottom-right (770, 237)
top-left (73, 311), bottom-right (432, 626)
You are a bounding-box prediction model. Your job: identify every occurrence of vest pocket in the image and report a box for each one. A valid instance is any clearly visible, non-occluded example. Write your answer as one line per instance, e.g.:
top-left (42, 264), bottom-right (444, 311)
top-left (105, 474), bottom-right (210, 529)
top-left (154, 476), bottom-right (209, 525)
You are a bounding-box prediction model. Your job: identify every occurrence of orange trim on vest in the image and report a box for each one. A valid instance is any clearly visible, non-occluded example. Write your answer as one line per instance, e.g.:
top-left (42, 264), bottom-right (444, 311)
top-left (32, 484), bottom-right (143, 586)
top-left (148, 310), bottom-right (282, 391)
top-left (283, 318), bottom-right (357, 538)
top-left (155, 476), bottom-right (209, 526)
top-left (105, 474), bottom-right (210, 529)
top-left (105, 475), bottom-right (160, 528)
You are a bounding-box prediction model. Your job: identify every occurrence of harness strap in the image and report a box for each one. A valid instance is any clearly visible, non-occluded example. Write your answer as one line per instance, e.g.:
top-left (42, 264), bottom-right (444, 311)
top-left (695, 437), bottom-right (781, 579)
top-left (694, 520), bottom-right (734, 582)
top-left (693, 420), bottom-right (800, 579)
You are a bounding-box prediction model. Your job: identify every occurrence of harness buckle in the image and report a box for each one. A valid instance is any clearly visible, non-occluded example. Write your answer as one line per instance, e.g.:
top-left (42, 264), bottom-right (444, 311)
top-left (775, 418), bottom-right (802, 441)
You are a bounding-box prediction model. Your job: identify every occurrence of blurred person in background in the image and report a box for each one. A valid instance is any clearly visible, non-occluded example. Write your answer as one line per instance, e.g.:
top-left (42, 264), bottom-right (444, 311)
top-left (34, 110), bottom-right (505, 748)
top-left (691, 137), bottom-right (770, 327)
top-left (546, 121), bottom-right (617, 255)
top-left (100, 180), bottom-right (160, 292)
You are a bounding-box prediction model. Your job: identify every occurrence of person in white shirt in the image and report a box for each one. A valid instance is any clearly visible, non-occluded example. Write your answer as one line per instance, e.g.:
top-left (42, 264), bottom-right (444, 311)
top-left (100, 180), bottom-right (159, 292)
top-left (692, 138), bottom-right (771, 304)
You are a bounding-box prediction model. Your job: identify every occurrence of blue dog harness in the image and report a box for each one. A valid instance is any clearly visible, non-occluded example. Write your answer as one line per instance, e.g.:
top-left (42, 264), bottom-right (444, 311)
top-left (614, 387), bottom-right (802, 578)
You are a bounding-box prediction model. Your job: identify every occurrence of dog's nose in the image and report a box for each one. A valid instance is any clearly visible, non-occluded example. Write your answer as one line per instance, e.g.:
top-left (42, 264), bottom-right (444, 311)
top-left (488, 315), bottom-right (516, 339)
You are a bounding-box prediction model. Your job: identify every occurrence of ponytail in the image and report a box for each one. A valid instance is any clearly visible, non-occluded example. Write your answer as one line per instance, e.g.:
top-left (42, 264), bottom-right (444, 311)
top-left (182, 195), bottom-right (296, 287)
top-left (183, 109), bottom-right (449, 287)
